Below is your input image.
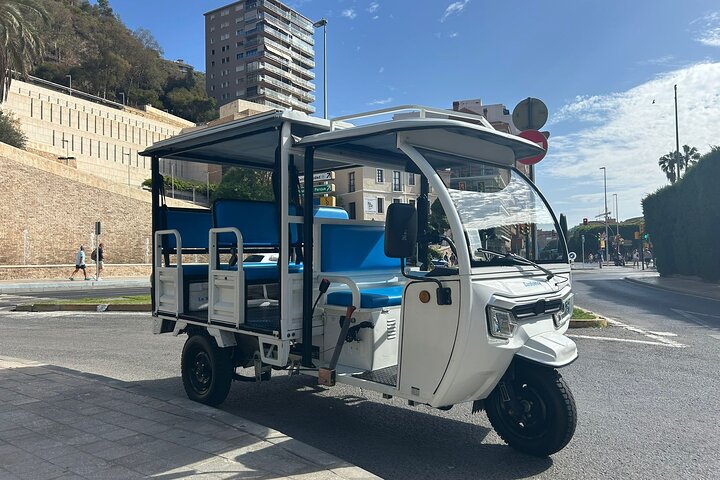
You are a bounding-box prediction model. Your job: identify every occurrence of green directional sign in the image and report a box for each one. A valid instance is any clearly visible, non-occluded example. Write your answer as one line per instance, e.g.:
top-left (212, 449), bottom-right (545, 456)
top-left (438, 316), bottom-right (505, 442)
top-left (299, 184), bottom-right (335, 194)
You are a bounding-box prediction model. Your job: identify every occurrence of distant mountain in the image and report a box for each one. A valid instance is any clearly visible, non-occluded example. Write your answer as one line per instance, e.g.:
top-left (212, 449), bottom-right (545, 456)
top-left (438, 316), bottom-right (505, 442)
top-left (31, 0), bottom-right (217, 123)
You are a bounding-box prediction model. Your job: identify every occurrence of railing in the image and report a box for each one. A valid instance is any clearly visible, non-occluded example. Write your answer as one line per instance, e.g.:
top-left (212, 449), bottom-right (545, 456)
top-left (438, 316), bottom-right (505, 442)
top-left (331, 105), bottom-right (494, 130)
top-left (15, 72), bottom-right (124, 111)
top-left (260, 0), bottom-right (314, 34)
top-left (258, 74), bottom-right (315, 102)
top-left (264, 37), bottom-right (315, 70)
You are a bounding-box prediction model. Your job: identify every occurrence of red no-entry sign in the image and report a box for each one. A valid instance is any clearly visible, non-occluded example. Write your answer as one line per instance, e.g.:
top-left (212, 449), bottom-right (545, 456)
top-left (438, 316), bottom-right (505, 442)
top-left (518, 130), bottom-right (548, 165)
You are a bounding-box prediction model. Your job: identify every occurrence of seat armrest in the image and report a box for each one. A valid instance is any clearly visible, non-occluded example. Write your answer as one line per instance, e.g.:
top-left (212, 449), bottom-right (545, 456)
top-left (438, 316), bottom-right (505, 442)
top-left (319, 274), bottom-right (361, 309)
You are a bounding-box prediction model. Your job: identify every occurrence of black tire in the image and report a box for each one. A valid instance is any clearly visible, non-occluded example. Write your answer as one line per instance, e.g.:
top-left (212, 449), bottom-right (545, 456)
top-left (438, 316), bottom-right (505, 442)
top-left (181, 334), bottom-right (233, 406)
top-left (485, 364), bottom-right (577, 456)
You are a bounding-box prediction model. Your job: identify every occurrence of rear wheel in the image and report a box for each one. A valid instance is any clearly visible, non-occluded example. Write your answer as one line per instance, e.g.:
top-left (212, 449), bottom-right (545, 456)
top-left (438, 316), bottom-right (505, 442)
top-left (485, 364), bottom-right (576, 456)
top-left (181, 334), bottom-right (233, 406)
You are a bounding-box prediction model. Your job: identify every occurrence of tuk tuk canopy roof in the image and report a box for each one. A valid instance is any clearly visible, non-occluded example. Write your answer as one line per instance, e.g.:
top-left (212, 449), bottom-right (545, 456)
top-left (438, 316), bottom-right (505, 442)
top-left (140, 108), bottom-right (544, 173)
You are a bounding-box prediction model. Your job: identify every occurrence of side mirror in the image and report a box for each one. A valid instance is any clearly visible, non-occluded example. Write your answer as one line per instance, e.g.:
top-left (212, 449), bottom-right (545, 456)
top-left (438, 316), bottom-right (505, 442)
top-left (385, 203), bottom-right (417, 258)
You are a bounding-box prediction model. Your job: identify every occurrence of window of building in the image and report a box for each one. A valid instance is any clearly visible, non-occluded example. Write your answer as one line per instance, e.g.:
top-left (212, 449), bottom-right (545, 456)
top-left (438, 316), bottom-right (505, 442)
top-left (235, 5), bottom-right (243, 11)
top-left (220, 21), bottom-right (229, 28)
top-left (210, 38), bottom-right (215, 44)
top-left (348, 202), bottom-right (356, 220)
top-left (348, 172), bottom-right (355, 192)
top-left (392, 198), bottom-right (401, 204)
top-left (377, 197), bottom-right (384, 214)
top-left (211, 49), bottom-right (215, 55)
top-left (408, 173), bottom-right (415, 186)
top-left (236, 53), bottom-right (244, 60)
top-left (409, 199), bottom-right (416, 207)
top-left (392, 171), bottom-right (402, 191)
top-left (220, 33), bottom-right (230, 40)
top-left (220, 8), bottom-right (229, 16)
top-left (376, 168), bottom-right (384, 183)
top-left (210, 26), bottom-right (215, 32)
top-left (209, 14), bottom-right (215, 20)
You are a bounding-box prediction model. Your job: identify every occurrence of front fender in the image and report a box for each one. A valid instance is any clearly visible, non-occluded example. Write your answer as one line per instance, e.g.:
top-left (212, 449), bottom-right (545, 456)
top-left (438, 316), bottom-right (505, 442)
top-left (516, 331), bottom-right (577, 368)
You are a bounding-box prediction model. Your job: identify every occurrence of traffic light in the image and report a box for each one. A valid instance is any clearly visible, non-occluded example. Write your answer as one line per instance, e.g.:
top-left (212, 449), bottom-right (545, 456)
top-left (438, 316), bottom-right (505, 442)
top-left (643, 233), bottom-right (649, 240)
top-left (583, 218), bottom-right (588, 225)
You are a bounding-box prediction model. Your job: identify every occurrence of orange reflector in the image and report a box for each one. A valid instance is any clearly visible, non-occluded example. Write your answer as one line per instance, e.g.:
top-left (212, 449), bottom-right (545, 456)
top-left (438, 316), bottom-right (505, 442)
top-left (419, 290), bottom-right (431, 303)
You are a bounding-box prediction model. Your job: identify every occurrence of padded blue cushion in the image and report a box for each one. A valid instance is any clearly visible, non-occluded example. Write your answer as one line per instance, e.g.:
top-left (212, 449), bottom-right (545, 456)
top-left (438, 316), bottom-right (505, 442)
top-left (182, 264), bottom-right (209, 278)
top-left (213, 200), bottom-right (299, 246)
top-left (326, 286), bottom-right (404, 308)
top-left (321, 224), bottom-right (398, 272)
top-left (164, 209), bottom-right (212, 249)
top-left (217, 262), bottom-right (303, 284)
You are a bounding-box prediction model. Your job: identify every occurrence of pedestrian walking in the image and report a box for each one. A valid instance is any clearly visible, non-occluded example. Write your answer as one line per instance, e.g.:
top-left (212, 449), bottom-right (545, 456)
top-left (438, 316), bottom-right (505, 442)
top-left (93, 243), bottom-right (107, 280)
top-left (643, 248), bottom-right (653, 268)
top-left (69, 245), bottom-right (89, 281)
top-left (597, 249), bottom-right (603, 269)
top-left (632, 249), bottom-right (640, 269)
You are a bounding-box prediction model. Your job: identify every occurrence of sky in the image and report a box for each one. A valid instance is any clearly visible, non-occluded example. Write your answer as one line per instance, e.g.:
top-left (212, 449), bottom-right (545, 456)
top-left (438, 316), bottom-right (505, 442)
top-left (102, 0), bottom-right (720, 226)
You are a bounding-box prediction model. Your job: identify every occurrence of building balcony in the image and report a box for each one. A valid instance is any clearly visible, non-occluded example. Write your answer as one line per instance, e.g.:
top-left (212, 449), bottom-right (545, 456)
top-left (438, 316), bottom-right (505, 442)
top-left (259, 0), bottom-right (313, 34)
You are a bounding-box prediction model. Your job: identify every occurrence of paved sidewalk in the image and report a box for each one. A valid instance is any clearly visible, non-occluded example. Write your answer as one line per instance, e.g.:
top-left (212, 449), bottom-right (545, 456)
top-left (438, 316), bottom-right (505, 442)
top-left (0, 277), bottom-right (149, 295)
top-left (0, 356), bottom-right (377, 480)
top-left (624, 274), bottom-right (720, 301)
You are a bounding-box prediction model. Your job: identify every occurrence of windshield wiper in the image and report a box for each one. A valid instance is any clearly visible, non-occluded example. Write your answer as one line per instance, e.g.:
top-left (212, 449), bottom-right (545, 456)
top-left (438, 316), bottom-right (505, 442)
top-left (474, 247), bottom-right (555, 281)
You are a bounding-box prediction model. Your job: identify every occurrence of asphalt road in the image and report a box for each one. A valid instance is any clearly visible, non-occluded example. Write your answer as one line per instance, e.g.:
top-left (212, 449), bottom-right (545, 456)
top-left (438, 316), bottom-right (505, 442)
top-left (0, 269), bottom-right (718, 479)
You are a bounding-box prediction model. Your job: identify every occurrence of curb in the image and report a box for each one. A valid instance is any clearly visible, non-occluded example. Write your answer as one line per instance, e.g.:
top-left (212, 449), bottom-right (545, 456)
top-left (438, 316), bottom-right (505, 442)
top-left (14, 303), bottom-right (151, 312)
top-left (624, 277), bottom-right (720, 302)
top-left (0, 279), bottom-right (150, 294)
top-left (569, 317), bottom-right (608, 329)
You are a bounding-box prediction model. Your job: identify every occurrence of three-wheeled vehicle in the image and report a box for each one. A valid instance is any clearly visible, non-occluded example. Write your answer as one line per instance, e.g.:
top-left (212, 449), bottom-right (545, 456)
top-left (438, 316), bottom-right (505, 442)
top-left (140, 106), bottom-right (578, 456)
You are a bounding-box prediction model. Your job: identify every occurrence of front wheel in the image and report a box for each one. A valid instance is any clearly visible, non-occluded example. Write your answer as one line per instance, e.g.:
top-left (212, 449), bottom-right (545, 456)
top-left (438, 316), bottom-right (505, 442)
top-left (485, 363), bottom-right (577, 456)
top-left (181, 334), bottom-right (233, 406)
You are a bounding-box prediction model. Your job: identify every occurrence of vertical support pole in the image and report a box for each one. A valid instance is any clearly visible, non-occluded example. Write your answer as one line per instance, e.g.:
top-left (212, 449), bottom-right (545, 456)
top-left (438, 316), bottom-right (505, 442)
top-left (151, 156), bottom-right (160, 311)
top-left (674, 84), bottom-right (680, 178)
top-left (417, 176), bottom-right (429, 270)
top-left (302, 147), bottom-right (315, 367)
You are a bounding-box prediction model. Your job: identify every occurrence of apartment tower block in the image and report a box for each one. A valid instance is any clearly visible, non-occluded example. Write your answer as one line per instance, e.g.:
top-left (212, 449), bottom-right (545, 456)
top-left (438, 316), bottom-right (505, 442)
top-left (204, 0), bottom-right (316, 114)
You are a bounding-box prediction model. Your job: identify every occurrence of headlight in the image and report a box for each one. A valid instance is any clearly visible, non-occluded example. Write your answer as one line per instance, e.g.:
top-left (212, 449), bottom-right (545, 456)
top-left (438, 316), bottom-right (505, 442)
top-left (487, 306), bottom-right (518, 339)
top-left (554, 295), bottom-right (574, 328)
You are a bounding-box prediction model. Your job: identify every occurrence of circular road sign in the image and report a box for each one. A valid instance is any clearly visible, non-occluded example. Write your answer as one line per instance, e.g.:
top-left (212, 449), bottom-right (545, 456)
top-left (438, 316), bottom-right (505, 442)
top-left (568, 252), bottom-right (577, 261)
top-left (512, 97), bottom-right (549, 131)
top-left (517, 130), bottom-right (548, 165)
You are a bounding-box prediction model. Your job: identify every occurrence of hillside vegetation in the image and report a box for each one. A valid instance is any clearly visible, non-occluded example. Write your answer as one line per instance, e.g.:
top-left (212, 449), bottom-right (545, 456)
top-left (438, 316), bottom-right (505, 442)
top-left (30, 0), bottom-right (217, 123)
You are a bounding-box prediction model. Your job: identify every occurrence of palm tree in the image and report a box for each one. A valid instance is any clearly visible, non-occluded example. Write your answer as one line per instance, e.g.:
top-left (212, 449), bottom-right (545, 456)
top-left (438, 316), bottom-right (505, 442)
top-left (677, 144), bottom-right (701, 178)
top-left (0, 0), bottom-right (49, 102)
top-left (658, 151), bottom-right (677, 184)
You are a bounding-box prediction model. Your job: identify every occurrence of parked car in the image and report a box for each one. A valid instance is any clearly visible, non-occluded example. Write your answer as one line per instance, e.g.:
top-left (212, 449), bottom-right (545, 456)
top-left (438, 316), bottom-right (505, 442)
top-left (244, 253), bottom-right (279, 263)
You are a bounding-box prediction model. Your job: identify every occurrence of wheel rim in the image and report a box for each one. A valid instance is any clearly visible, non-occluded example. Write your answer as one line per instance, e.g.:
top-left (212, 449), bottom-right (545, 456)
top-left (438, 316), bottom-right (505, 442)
top-left (189, 350), bottom-right (212, 395)
top-left (494, 382), bottom-right (550, 440)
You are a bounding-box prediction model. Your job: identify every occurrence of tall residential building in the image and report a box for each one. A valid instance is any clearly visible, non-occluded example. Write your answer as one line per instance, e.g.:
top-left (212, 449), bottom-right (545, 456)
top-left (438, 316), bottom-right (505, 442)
top-left (204, 0), bottom-right (316, 114)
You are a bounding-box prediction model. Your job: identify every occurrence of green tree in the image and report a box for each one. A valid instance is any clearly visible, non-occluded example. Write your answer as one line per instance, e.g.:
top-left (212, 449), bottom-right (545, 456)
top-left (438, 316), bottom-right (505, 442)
top-left (0, 0), bottom-right (50, 102)
top-left (677, 144), bottom-right (701, 178)
top-left (658, 151), bottom-right (678, 184)
top-left (214, 167), bottom-right (274, 201)
top-left (0, 110), bottom-right (27, 148)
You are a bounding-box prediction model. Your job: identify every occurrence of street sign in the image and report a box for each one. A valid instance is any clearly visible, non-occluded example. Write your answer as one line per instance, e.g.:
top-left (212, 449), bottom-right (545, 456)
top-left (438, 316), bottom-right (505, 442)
top-left (512, 97), bottom-right (549, 131)
top-left (517, 130), bottom-right (548, 165)
top-left (319, 196), bottom-right (336, 206)
top-left (299, 172), bottom-right (335, 182)
top-left (299, 184), bottom-right (335, 194)
top-left (568, 252), bottom-right (577, 261)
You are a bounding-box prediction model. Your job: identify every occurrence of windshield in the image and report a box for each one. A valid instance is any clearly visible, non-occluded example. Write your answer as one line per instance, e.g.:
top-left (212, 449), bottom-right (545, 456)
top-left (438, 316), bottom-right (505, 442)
top-left (436, 162), bottom-right (566, 265)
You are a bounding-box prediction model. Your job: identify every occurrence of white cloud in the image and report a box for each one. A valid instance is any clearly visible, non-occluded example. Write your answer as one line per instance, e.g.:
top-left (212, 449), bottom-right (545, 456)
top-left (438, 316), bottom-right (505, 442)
top-left (379, 66), bottom-right (384, 73)
top-left (368, 2), bottom-right (380, 13)
top-left (539, 62), bottom-right (720, 224)
top-left (342, 9), bottom-right (357, 20)
top-left (694, 12), bottom-right (720, 46)
top-left (441, 1), bottom-right (470, 22)
top-left (449, 32), bottom-right (459, 38)
top-left (368, 97), bottom-right (393, 106)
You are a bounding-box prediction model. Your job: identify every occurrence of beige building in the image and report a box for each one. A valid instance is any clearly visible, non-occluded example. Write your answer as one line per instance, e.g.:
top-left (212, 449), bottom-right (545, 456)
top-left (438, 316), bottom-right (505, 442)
top-left (2, 77), bottom-right (194, 187)
top-left (204, 0), bottom-right (316, 114)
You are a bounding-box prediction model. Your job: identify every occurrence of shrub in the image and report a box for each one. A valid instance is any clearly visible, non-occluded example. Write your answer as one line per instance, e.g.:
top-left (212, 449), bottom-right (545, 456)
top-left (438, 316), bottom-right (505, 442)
top-left (0, 110), bottom-right (27, 149)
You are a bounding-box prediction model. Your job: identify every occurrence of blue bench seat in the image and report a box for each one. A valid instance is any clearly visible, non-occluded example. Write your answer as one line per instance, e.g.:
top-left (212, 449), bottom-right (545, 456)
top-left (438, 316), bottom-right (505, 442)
top-left (179, 263), bottom-right (302, 284)
top-left (326, 286), bottom-right (404, 309)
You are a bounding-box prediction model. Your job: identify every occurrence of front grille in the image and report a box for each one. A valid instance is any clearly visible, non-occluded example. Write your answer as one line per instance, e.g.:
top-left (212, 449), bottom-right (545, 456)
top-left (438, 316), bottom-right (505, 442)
top-left (512, 299), bottom-right (562, 319)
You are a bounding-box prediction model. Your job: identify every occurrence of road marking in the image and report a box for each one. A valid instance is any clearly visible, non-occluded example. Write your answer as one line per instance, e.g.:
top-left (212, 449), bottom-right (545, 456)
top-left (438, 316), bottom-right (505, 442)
top-left (567, 334), bottom-right (684, 347)
top-left (672, 309), bottom-right (720, 331)
top-left (601, 317), bottom-right (687, 347)
top-left (710, 335), bottom-right (720, 341)
top-left (646, 331), bottom-right (678, 337)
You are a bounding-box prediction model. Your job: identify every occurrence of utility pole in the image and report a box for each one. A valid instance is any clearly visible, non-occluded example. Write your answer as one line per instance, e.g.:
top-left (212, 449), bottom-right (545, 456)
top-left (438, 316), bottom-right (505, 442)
top-left (600, 166), bottom-right (609, 265)
top-left (674, 84), bottom-right (681, 178)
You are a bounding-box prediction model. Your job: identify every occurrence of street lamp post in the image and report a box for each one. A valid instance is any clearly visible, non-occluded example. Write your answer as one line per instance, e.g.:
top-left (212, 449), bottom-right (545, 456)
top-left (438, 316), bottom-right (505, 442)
top-left (600, 166), bottom-right (609, 265)
top-left (612, 192), bottom-right (620, 258)
top-left (674, 84), bottom-right (681, 177)
top-left (313, 18), bottom-right (328, 119)
top-left (66, 75), bottom-right (72, 96)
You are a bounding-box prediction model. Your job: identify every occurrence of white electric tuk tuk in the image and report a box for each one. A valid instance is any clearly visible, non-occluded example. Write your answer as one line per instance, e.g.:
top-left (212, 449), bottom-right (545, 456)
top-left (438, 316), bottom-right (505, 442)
top-left (141, 106), bottom-right (577, 456)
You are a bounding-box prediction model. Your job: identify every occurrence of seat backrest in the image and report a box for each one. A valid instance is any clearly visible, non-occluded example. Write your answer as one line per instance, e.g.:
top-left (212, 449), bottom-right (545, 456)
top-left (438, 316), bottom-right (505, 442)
top-left (320, 223), bottom-right (398, 272)
top-left (162, 207), bottom-right (212, 250)
top-left (213, 199), bottom-right (301, 247)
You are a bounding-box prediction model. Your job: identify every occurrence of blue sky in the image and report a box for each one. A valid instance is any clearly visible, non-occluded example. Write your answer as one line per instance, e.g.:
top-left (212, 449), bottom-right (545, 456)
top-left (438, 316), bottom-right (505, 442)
top-left (106, 0), bottom-right (720, 226)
